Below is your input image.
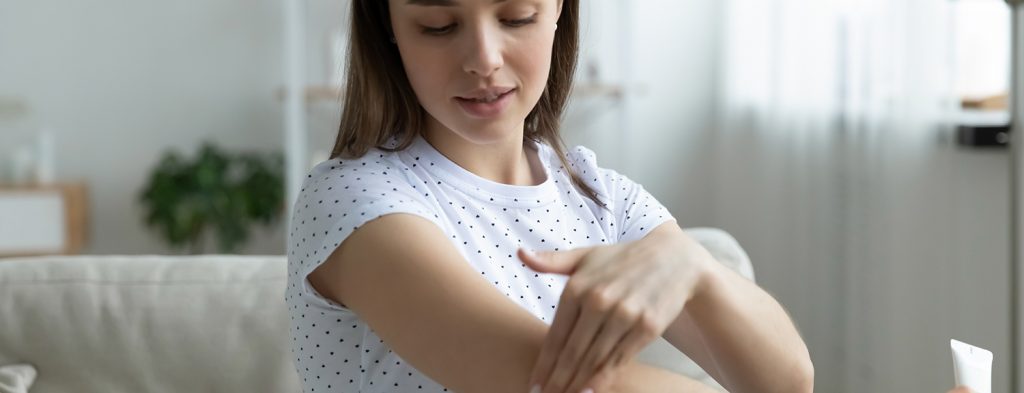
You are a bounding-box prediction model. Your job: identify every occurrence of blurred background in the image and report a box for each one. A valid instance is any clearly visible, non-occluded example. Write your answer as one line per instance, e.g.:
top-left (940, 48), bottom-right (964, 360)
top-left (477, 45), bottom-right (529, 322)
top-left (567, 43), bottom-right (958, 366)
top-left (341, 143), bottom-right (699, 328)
top-left (0, 0), bottom-right (1019, 391)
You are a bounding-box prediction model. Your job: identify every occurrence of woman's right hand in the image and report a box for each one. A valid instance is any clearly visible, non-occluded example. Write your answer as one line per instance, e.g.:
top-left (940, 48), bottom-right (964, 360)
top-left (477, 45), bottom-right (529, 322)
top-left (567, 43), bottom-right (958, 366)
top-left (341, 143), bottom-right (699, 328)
top-left (947, 387), bottom-right (972, 393)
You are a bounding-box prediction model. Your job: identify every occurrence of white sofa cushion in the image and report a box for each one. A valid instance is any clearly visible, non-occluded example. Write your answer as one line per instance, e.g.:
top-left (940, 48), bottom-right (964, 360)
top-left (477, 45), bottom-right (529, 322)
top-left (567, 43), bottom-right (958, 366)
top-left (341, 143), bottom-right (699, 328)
top-left (0, 255), bottom-right (299, 393)
top-left (0, 364), bottom-right (37, 393)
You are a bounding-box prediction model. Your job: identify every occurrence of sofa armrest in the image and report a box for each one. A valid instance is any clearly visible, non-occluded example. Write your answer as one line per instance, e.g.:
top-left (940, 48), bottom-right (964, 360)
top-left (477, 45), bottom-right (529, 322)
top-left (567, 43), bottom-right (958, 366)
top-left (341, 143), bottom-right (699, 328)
top-left (633, 227), bottom-right (755, 392)
top-left (684, 227), bottom-right (755, 282)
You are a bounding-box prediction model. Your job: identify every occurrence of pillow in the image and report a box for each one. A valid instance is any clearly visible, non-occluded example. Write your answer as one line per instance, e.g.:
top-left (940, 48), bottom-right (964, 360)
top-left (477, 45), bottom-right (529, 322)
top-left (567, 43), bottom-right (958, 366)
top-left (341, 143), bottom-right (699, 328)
top-left (0, 364), bottom-right (37, 393)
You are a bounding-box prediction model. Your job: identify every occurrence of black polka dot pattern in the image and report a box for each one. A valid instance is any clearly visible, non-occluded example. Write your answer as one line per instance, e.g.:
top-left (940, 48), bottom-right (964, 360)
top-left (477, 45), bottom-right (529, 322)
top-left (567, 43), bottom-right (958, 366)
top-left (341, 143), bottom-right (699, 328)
top-left (284, 135), bottom-right (674, 392)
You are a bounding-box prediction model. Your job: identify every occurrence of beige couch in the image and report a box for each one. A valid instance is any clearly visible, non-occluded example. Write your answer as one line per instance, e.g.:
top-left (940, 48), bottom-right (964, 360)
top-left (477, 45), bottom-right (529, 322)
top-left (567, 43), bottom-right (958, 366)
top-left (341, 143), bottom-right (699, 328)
top-left (0, 227), bottom-right (753, 393)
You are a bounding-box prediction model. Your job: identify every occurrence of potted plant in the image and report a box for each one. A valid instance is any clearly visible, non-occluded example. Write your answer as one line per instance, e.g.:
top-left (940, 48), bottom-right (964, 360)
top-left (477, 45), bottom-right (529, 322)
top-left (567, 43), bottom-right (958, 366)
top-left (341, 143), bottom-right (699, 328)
top-left (138, 142), bottom-right (284, 254)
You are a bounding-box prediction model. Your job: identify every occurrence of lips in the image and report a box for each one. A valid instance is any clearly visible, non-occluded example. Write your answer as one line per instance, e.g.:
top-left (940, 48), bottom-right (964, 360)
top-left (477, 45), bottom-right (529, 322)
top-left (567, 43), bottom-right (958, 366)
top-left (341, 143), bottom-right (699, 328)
top-left (454, 87), bottom-right (517, 118)
top-left (456, 87), bottom-right (516, 103)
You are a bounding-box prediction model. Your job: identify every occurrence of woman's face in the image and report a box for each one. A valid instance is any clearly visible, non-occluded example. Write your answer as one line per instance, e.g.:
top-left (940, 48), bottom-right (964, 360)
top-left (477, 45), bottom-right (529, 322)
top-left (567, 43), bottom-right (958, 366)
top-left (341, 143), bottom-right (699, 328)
top-left (389, 0), bottom-right (561, 145)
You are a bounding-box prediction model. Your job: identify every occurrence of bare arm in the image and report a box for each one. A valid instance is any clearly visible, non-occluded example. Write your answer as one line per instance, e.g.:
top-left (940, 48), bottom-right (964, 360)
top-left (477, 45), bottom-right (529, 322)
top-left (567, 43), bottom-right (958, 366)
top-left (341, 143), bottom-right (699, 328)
top-left (308, 214), bottom-right (717, 393)
top-left (640, 223), bottom-right (814, 393)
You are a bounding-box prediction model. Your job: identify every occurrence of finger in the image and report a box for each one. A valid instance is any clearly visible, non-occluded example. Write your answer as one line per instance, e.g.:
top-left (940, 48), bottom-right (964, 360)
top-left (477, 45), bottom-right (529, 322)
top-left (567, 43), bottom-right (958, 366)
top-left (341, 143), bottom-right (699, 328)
top-left (584, 356), bottom-right (624, 393)
top-left (529, 282), bottom-right (584, 389)
top-left (564, 302), bottom-right (638, 393)
top-left (605, 312), bottom-right (660, 371)
top-left (542, 295), bottom-right (610, 393)
top-left (520, 247), bottom-right (592, 276)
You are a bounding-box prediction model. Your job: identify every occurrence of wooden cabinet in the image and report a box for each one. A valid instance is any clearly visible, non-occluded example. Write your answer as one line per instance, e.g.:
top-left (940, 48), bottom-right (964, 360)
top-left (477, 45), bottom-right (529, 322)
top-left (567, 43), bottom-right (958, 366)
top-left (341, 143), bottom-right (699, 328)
top-left (0, 183), bottom-right (88, 256)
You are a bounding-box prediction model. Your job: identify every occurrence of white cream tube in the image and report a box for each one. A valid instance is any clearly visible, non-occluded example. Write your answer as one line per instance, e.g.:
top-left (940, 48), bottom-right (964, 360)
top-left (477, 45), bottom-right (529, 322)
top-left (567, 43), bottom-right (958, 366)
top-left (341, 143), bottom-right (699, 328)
top-left (950, 339), bottom-right (993, 393)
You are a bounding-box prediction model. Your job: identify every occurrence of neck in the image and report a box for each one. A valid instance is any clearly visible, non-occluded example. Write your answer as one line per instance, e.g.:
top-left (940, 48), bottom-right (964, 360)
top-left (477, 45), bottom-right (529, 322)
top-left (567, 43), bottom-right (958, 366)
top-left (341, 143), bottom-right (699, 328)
top-left (422, 119), bottom-right (545, 186)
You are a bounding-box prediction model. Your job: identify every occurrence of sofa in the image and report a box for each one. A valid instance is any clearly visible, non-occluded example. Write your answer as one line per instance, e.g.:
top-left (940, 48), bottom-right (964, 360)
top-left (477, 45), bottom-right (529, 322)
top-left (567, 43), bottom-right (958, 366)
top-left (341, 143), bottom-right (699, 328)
top-left (0, 227), bottom-right (753, 393)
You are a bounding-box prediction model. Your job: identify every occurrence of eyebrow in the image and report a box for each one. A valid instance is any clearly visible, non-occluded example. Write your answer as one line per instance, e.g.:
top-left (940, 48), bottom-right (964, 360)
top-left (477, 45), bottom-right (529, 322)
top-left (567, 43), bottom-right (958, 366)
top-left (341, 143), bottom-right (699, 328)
top-left (406, 0), bottom-right (508, 6)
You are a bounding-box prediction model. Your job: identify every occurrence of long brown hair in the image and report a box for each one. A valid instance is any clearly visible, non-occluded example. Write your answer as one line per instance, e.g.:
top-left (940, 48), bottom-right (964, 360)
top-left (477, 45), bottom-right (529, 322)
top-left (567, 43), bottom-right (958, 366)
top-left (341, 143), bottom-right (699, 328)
top-left (331, 0), bottom-right (606, 208)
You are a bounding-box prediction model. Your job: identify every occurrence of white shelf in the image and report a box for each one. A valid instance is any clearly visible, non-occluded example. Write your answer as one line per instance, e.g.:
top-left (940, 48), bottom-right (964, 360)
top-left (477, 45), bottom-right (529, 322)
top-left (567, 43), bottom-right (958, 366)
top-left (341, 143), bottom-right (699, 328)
top-left (956, 108), bottom-right (1011, 126)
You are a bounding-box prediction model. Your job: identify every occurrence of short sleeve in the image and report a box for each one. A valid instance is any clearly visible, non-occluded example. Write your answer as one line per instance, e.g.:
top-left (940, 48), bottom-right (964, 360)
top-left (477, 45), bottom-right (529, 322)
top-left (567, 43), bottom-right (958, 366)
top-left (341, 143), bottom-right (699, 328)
top-left (567, 145), bottom-right (677, 244)
top-left (602, 167), bottom-right (676, 243)
top-left (288, 156), bottom-right (445, 312)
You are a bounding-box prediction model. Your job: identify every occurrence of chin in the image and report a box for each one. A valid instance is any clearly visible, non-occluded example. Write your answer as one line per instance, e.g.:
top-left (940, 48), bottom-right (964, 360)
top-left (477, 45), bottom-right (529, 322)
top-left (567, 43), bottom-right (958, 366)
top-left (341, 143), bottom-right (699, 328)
top-left (443, 115), bottom-right (525, 143)
top-left (464, 122), bottom-right (525, 143)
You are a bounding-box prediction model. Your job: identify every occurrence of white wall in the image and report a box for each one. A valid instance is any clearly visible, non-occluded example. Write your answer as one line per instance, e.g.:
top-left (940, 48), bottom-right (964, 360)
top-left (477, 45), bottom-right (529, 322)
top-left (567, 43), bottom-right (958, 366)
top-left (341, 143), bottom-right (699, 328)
top-left (564, 0), bottom-right (720, 228)
top-left (0, 0), bottom-right (295, 254)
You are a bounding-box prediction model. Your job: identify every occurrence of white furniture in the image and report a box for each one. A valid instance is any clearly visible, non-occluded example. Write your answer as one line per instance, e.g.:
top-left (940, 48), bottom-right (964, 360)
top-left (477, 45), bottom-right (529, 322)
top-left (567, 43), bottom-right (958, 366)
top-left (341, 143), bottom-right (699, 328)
top-left (0, 184), bottom-right (87, 257)
top-left (0, 227), bottom-right (751, 392)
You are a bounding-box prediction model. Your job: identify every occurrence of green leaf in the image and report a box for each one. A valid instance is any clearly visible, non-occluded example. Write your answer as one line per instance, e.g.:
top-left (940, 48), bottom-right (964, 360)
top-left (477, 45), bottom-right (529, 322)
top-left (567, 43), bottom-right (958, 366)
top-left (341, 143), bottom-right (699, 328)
top-left (137, 142), bottom-right (285, 254)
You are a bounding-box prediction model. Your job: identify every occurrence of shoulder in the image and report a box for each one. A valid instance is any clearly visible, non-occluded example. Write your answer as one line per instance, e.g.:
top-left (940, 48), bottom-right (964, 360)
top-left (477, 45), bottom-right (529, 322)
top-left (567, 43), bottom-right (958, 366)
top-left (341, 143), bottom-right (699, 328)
top-left (303, 148), bottom-right (405, 190)
top-left (562, 144), bottom-right (624, 185)
top-left (565, 144), bottom-right (600, 171)
top-left (299, 147), bottom-right (430, 209)
top-left (289, 148), bottom-right (444, 267)
top-left (554, 143), bottom-right (676, 242)
top-left (558, 144), bottom-right (625, 200)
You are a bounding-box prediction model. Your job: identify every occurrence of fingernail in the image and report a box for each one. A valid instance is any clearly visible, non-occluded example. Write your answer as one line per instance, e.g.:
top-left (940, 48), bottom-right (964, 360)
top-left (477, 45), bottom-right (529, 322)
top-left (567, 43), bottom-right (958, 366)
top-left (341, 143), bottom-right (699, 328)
top-left (529, 384), bottom-right (541, 393)
top-left (582, 389), bottom-right (595, 393)
top-left (521, 249), bottom-right (538, 262)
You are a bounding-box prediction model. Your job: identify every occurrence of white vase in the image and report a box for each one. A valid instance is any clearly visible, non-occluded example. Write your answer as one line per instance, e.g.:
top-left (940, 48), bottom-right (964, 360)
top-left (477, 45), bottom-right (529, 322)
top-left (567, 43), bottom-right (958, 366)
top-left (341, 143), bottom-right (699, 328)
top-left (36, 128), bottom-right (55, 184)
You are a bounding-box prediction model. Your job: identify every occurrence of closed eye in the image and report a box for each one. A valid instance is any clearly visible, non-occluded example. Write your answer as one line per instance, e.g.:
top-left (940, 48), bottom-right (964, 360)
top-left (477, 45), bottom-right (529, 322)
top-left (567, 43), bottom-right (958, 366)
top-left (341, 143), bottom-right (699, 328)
top-left (422, 23), bottom-right (456, 35)
top-left (502, 14), bottom-right (537, 27)
top-left (421, 13), bottom-right (539, 36)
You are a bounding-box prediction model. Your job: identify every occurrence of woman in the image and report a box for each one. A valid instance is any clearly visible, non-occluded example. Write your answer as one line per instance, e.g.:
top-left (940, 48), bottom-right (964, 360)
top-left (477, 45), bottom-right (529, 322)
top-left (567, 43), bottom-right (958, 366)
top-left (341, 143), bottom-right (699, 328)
top-left (284, 0), bottom-right (814, 392)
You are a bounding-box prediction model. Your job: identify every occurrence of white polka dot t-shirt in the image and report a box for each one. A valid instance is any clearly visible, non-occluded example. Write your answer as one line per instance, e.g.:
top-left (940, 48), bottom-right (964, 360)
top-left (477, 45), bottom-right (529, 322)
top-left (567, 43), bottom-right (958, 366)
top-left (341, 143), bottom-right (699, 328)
top-left (285, 133), bottom-right (675, 392)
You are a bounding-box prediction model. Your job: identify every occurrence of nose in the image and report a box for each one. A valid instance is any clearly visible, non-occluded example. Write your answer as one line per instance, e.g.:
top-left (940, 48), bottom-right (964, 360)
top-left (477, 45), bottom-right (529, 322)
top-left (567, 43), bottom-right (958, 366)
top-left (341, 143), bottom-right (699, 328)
top-left (462, 23), bottom-right (504, 78)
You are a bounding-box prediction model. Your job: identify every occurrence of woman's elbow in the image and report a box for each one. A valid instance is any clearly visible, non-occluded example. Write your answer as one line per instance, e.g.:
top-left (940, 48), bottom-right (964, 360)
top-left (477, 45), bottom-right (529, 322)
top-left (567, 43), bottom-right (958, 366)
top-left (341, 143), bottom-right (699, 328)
top-left (758, 344), bottom-right (814, 393)
top-left (792, 353), bottom-right (815, 393)
top-left (767, 346), bottom-right (814, 393)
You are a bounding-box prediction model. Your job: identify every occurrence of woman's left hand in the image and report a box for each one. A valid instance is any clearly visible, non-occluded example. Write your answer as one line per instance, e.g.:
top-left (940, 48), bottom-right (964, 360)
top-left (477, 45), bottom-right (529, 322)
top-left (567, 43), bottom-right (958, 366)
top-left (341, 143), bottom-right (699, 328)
top-left (518, 232), bottom-right (711, 393)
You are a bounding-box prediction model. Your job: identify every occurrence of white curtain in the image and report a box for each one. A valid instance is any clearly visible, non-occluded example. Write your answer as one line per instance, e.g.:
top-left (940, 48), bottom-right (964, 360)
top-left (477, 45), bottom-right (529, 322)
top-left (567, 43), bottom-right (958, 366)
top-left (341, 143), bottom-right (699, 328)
top-left (711, 1), bottom-right (1012, 392)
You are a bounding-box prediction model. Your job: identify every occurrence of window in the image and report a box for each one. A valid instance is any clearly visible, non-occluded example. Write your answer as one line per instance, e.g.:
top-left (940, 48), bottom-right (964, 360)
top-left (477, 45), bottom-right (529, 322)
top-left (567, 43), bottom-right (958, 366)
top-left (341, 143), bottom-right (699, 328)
top-left (954, 0), bottom-right (1012, 110)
